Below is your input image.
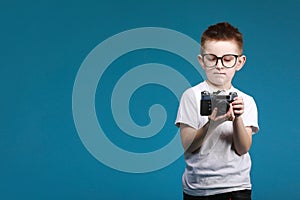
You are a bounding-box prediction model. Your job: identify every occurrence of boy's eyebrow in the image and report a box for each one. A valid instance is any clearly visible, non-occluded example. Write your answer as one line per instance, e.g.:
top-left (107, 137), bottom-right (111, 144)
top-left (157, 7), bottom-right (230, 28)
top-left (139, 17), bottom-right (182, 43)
top-left (201, 52), bottom-right (241, 56)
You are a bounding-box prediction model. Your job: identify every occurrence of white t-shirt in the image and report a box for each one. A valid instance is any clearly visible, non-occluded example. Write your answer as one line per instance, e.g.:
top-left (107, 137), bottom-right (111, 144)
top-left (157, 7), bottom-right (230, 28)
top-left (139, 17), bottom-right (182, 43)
top-left (175, 81), bottom-right (259, 196)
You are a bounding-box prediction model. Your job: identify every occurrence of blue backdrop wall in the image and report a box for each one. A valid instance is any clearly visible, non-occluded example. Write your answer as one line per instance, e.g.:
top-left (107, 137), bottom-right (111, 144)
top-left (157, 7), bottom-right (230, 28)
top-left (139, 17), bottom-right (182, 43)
top-left (1, 0), bottom-right (300, 199)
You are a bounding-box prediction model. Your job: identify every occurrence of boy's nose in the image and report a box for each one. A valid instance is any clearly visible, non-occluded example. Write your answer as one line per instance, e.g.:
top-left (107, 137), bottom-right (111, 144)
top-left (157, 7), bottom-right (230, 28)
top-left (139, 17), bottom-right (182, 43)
top-left (215, 59), bottom-right (224, 69)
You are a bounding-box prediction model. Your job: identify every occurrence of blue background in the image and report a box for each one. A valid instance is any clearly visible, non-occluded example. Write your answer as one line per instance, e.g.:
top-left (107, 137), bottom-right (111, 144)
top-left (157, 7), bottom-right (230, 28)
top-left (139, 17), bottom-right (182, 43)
top-left (1, 0), bottom-right (300, 199)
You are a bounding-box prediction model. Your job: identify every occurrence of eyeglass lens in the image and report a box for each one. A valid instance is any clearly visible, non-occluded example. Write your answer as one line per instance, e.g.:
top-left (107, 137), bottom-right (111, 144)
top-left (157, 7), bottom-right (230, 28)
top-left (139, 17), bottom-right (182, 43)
top-left (203, 54), bottom-right (237, 68)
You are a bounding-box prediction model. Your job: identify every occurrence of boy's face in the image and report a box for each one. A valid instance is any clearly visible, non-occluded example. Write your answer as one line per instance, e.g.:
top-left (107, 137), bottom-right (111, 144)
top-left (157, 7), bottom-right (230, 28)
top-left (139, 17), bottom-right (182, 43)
top-left (198, 40), bottom-right (246, 90)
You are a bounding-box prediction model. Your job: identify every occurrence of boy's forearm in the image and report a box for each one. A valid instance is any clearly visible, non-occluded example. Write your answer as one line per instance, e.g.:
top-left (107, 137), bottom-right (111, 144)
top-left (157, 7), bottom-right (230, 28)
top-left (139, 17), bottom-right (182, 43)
top-left (232, 116), bottom-right (252, 155)
top-left (180, 121), bottom-right (210, 153)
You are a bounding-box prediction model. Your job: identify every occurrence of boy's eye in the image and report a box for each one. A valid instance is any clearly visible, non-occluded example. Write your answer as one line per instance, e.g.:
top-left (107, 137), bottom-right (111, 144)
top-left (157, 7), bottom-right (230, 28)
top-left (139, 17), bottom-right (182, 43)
top-left (223, 55), bottom-right (235, 62)
top-left (205, 55), bottom-right (217, 61)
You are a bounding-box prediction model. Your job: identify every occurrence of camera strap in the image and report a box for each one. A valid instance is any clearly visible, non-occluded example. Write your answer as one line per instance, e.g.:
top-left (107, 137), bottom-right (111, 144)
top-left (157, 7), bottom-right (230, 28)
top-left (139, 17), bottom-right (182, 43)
top-left (213, 90), bottom-right (226, 95)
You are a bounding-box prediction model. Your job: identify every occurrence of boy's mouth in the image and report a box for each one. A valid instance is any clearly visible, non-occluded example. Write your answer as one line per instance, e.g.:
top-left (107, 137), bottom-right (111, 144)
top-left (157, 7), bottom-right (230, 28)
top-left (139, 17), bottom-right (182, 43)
top-left (214, 72), bottom-right (226, 75)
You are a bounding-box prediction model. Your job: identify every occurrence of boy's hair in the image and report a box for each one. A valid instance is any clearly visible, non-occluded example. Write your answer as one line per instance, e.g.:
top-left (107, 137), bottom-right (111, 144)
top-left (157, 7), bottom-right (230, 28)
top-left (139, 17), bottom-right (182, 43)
top-left (201, 22), bottom-right (243, 52)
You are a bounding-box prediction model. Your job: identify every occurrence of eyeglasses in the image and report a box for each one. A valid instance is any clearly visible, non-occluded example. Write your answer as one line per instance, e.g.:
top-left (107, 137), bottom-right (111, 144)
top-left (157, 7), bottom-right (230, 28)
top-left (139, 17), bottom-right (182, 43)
top-left (202, 54), bottom-right (242, 68)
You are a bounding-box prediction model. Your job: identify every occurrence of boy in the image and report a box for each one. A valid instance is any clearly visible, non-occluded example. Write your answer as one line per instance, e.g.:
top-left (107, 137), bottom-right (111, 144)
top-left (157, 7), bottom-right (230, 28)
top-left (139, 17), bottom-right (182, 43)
top-left (175, 22), bottom-right (259, 200)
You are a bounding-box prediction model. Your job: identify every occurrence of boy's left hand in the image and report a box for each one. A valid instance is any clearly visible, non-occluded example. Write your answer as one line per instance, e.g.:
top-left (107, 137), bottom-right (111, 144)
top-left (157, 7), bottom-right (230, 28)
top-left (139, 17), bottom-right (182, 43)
top-left (231, 96), bottom-right (244, 117)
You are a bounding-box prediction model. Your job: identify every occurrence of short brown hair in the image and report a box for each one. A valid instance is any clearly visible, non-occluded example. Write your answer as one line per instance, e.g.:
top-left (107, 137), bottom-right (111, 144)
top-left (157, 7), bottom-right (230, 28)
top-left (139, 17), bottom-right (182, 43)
top-left (201, 22), bottom-right (243, 52)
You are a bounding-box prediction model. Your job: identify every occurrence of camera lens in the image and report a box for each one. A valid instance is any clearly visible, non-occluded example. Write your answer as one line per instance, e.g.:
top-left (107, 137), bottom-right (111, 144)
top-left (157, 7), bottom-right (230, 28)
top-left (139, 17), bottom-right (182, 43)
top-left (215, 100), bottom-right (229, 115)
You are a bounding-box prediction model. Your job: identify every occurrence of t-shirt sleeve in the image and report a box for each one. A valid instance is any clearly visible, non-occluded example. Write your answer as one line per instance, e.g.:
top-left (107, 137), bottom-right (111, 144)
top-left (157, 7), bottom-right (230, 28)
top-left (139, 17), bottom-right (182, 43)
top-left (242, 96), bottom-right (259, 134)
top-left (175, 88), bottom-right (199, 130)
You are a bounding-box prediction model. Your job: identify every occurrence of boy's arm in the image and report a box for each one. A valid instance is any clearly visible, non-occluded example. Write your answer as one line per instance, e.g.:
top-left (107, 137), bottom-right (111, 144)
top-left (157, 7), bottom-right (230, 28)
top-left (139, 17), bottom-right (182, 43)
top-left (179, 107), bottom-right (221, 154)
top-left (180, 121), bottom-right (210, 154)
top-left (232, 117), bottom-right (252, 155)
top-left (232, 96), bottom-right (253, 155)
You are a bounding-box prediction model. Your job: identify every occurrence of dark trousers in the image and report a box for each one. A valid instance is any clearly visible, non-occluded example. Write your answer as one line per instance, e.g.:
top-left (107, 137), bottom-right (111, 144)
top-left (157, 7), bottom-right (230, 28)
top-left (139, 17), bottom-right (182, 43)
top-left (183, 190), bottom-right (251, 200)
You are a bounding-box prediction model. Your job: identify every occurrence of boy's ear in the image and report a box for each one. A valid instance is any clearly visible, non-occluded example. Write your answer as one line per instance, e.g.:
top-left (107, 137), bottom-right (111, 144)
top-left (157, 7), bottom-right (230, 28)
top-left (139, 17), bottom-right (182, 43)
top-left (197, 55), bottom-right (206, 70)
top-left (235, 55), bottom-right (246, 71)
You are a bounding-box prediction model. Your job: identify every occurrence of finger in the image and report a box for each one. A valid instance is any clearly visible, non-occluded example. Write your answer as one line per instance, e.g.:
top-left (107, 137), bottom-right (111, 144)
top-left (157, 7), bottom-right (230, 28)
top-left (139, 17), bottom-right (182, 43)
top-left (214, 115), bottom-right (225, 121)
top-left (232, 99), bottom-right (243, 106)
top-left (210, 108), bottom-right (226, 122)
top-left (227, 104), bottom-right (235, 121)
top-left (215, 113), bottom-right (233, 121)
top-left (234, 111), bottom-right (243, 116)
top-left (210, 107), bottom-right (218, 119)
top-left (234, 96), bottom-right (243, 101)
top-left (232, 104), bottom-right (244, 110)
top-left (233, 107), bottom-right (244, 116)
top-left (215, 108), bottom-right (231, 121)
top-left (227, 115), bottom-right (234, 121)
top-left (233, 103), bottom-right (244, 113)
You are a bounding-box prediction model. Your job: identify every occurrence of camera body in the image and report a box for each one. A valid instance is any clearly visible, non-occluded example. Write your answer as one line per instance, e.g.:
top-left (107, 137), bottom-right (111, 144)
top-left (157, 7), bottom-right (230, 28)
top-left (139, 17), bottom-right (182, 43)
top-left (200, 90), bottom-right (238, 116)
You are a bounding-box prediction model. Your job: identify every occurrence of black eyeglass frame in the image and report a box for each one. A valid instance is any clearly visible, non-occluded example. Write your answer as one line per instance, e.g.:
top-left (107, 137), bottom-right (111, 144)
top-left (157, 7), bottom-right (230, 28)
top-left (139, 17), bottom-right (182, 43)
top-left (201, 54), bottom-right (243, 68)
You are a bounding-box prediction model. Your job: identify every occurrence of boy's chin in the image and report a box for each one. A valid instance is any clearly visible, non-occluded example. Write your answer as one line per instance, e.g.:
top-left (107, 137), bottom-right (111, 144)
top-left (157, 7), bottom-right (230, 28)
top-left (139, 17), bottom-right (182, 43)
top-left (207, 79), bottom-right (231, 89)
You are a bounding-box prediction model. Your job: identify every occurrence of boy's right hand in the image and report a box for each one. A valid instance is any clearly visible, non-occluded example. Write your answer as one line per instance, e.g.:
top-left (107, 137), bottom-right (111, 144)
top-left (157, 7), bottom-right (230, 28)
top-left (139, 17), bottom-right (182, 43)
top-left (208, 105), bottom-right (234, 124)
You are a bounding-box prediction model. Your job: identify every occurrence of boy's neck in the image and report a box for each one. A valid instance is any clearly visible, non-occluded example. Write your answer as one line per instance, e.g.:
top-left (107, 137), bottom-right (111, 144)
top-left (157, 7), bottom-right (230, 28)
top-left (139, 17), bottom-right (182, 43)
top-left (205, 80), bottom-right (232, 91)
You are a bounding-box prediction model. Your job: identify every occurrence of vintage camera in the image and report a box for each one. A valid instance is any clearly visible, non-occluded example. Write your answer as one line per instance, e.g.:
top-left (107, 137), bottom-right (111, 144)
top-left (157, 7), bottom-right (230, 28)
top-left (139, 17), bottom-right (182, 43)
top-left (200, 90), bottom-right (238, 116)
